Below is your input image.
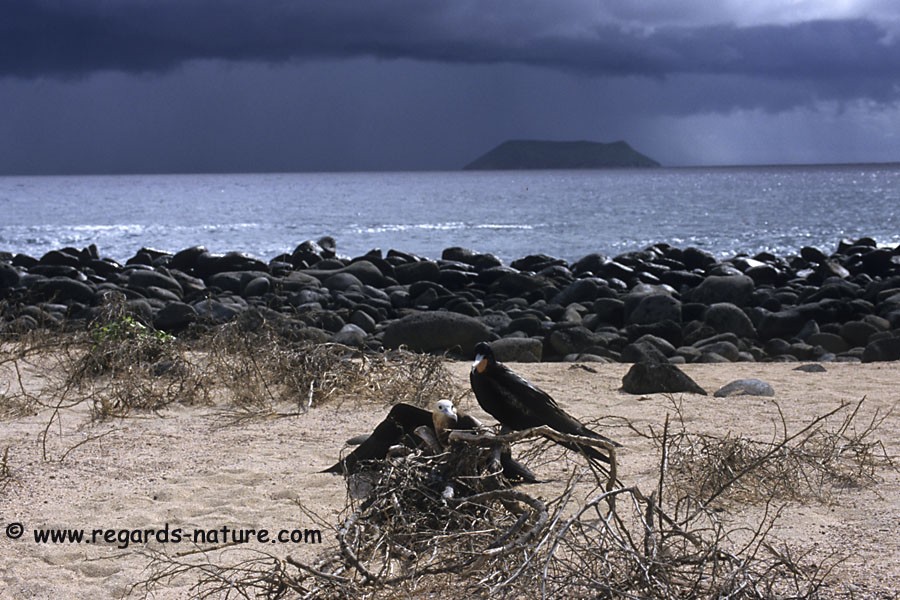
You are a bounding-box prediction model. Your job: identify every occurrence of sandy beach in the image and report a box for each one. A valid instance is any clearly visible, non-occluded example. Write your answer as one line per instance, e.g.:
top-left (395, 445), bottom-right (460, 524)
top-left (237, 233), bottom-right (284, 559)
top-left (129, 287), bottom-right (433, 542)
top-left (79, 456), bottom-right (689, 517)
top-left (1, 355), bottom-right (898, 599)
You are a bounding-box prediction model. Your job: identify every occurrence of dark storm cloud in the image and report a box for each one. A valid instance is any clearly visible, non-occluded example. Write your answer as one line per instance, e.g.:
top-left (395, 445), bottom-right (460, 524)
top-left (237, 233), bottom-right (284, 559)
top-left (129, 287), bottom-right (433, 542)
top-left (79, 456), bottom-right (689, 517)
top-left (3, 1), bottom-right (899, 94)
top-left (3, 1), bottom-right (899, 174)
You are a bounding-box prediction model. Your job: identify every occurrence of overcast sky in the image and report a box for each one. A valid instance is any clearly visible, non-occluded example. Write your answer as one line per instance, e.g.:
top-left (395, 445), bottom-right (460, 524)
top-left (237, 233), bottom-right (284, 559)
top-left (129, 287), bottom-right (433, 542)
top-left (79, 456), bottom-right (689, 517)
top-left (2, 1), bottom-right (900, 174)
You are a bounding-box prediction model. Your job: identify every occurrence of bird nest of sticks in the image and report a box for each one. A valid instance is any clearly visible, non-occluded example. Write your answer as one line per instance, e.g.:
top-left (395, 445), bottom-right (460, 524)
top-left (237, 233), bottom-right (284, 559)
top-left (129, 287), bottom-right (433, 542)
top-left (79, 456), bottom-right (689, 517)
top-left (283, 427), bottom-right (615, 599)
top-left (335, 442), bottom-right (549, 584)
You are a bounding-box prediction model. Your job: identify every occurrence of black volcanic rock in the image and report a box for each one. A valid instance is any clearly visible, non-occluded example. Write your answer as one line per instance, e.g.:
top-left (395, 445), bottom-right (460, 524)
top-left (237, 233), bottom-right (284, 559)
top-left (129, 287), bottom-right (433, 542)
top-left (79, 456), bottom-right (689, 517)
top-left (464, 140), bottom-right (660, 170)
top-left (32, 277), bottom-right (96, 305)
top-left (0, 264), bottom-right (20, 290)
top-left (382, 311), bottom-right (492, 354)
top-left (5, 236), bottom-right (900, 365)
top-left (621, 362), bottom-right (708, 395)
top-left (154, 301), bottom-right (198, 332)
top-left (862, 335), bottom-right (900, 362)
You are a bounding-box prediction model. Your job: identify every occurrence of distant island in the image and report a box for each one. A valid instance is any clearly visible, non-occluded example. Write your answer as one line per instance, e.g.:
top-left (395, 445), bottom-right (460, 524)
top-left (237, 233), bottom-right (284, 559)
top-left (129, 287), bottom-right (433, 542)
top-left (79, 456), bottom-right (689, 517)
top-left (463, 139), bottom-right (661, 170)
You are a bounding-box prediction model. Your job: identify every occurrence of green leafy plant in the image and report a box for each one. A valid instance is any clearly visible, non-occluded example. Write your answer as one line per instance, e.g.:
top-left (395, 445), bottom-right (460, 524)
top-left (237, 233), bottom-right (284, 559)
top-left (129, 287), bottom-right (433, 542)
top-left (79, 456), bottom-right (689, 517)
top-left (91, 314), bottom-right (174, 345)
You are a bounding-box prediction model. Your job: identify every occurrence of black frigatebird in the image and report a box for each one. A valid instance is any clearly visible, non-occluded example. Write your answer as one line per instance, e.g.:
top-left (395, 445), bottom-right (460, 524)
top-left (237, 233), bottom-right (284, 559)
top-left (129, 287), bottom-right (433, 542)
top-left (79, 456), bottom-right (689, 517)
top-left (470, 341), bottom-right (620, 467)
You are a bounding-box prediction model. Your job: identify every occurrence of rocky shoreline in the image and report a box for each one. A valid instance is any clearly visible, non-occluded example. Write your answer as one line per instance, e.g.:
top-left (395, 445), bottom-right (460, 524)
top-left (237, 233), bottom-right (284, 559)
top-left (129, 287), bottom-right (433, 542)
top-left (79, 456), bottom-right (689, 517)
top-left (2, 237), bottom-right (900, 363)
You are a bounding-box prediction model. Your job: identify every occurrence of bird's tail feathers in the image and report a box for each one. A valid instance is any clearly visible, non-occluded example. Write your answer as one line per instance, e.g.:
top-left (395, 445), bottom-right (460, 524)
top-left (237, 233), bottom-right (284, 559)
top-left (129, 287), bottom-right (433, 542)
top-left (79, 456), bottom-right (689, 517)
top-left (558, 439), bottom-right (612, 465)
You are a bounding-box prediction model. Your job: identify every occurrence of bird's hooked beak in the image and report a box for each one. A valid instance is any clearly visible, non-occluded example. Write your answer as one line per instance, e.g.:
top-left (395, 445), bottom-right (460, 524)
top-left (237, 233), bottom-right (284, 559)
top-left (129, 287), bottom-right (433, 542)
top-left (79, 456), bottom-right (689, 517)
top-left (472, 352), bottom-right (489, 374)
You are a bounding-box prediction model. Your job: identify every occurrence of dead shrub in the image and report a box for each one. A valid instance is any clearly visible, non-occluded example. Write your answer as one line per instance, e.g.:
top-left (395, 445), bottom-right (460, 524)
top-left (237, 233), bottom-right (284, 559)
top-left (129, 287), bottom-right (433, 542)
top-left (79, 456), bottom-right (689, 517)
top-left (1, 307), bottom-right (464, 468)
top-left (360, 349), bottom-right (463, 410)
top-left (200, 318), bottom-right (463, 424)
top-left (3, 301), bottom-right (463, 426)
top-left (1, 328), bottom-right (74, 419)
top-left (198, 323), bottom-right (371, 423)
top-left (651, 397), bottom-right (895, 506)
top-left (42, 294), bottom-right (209, 419)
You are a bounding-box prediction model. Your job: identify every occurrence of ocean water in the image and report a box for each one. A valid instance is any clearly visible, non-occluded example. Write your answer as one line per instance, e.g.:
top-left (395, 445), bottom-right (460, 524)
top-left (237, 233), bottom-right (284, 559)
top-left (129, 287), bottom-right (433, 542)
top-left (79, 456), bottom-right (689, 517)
top-left (1, 165), bottom-right (899, 265)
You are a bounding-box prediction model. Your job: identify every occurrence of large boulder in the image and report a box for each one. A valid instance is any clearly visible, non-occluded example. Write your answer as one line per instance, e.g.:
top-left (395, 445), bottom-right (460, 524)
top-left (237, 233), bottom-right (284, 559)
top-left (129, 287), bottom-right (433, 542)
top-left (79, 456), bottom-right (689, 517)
top-left (592, 298), bottom-right (625, 328)
top-left (394, 260), bottom-right (441, 285)
top-left (703, 302), bottom-right (757, 338)
top-left (681, 247), bottom-right (717, 270)
top-left (490, 337), bottom-right (543, 362)
top-left (689, 275), bottom-right (755, 307)
top-left (839, 320), bottom-right (880, 348)
top-left (243, 276), bottom-right (271, 297)
top-left (806, 332), bottom-right (849, 354)
top-left (290, 240), bottom-right (327, 267)
top-left (206, 272), bottom-right (244, 294)
top-left (621, 362), bottom-right (708, 395)
top-left (127, 268), bottom-right (184, 297)
top-left (32, 276), bottom-right (97, 305)
top-left (757, 299), bottom-right (850, 341)
top-left (192, 297), bottom-right (246, 324)
top-left (322, 272), bottom-right (364, 292)
top-left (39, 249), bottom-right (82, 268)
top-left (331, 323), bottom-right (368, 348)
top-left (620, 341), bottom-right (669, 364)
top-left (861, 336), bottom-right (900, 362)
top-left (170, 245), bottom-right (208, 273)
top-left (441, 247), bottom-right (501, 269)
top-left (153, 302), bottom-right (198, 332)
top-left (627, 293), bottom-right (682, 325)
top-left (695, 340), bottom-right (741, 362)
top-left (196, 251), bottom-right (269, 278)
top-left (757, 308), bottom-right (810, 341)
top-left (0, 263), bottom-right (20, 290)
top-left (441, 246), bottom-right (481, 265)
top-left (492, 272), bottom-right (553, 296)
top-left (304, 260), bottom-right (387, 288)
top-left (546, 326), bottom-right (597, 356)
top-left (553, 278), bottom-right (606, 306)
top-left (382, 311), bottom-right (491, 354)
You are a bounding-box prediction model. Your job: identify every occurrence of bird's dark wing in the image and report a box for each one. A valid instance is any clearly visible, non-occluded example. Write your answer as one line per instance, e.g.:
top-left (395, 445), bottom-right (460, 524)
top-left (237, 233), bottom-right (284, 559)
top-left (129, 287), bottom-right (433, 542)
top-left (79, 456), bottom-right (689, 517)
top-left (322, 403), bottom-right (433, 474)
top-left (496, 364), bottom-right (562, 409)
top-left (386, 403), bottom-right (435, 432)
top-left (494, 363), bottom-right (620, 448)
top-left (472, 363), bottom-right (558, 430)
top-left (454, 411), bottom-right (483, 431)
top-left (472, 362), bottom-right (619, 466)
